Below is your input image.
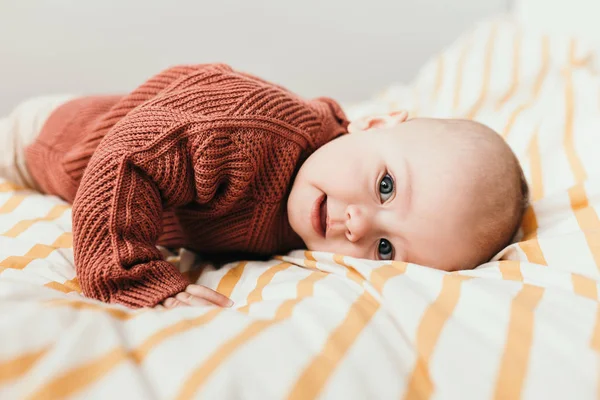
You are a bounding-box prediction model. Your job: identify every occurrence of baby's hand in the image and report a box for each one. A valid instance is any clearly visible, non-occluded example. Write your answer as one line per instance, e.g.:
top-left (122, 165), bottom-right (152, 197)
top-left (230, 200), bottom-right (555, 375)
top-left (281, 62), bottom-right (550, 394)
top-left (157, 284), bottom-right (234, 309)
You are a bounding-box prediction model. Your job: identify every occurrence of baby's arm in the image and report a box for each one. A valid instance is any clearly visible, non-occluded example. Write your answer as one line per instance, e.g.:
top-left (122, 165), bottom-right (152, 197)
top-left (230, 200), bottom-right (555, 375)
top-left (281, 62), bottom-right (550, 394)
top-left (71, 100), bottom-right (231, 308)
top-left (71, 108), bottom-right (189, 308)
top-left (70, 64), bottom-right (247, 309)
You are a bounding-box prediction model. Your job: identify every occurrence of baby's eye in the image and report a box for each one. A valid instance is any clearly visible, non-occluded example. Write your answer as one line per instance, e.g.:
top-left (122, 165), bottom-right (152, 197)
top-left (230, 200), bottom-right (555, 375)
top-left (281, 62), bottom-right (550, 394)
top-left (379, 173), bottom-right (394, 202)
top-left (378, 238), bottom-right (394, 260)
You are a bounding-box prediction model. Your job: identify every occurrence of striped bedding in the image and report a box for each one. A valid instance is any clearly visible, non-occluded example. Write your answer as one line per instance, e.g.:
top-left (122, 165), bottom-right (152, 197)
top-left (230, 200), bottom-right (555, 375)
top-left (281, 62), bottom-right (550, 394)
top-left (2, 17), bottom-right (600, 399)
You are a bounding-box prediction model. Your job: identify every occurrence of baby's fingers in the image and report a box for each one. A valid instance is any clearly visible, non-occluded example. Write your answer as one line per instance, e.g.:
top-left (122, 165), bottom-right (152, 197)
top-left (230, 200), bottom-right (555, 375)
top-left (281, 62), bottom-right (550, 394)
top-left (185, 284), bottom-right (234, 308)
top-left (163, 297), bottom-right (186, 308)
top-left (175, 291), bottom-right (216, 307)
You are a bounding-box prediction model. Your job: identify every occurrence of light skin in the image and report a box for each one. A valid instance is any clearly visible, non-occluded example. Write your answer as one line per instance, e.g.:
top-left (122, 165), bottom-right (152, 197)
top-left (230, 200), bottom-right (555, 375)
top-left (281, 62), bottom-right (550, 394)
top-left (286, 111), bottom-right (491, 272)
top-left (157, 284), bottom-right (233, 309)
top-left (159, 112), bottom-right (516, 309)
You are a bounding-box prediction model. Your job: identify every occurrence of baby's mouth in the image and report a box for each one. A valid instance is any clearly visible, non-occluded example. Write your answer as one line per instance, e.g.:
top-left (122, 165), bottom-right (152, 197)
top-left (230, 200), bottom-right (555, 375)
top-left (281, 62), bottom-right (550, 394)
top-left (320, 196), bottom-right (328, 238)
top-left (311, 193), bottom-right (327, 238)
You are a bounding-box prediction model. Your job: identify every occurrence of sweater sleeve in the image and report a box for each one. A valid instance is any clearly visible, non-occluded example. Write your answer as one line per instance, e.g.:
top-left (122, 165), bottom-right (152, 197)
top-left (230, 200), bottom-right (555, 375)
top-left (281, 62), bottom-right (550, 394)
top-left (71, 106), bottom-right (197, 308)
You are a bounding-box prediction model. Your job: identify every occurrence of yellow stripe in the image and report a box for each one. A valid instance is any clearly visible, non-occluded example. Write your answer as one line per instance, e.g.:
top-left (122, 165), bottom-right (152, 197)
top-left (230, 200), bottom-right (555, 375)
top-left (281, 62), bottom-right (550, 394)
top-left (43, 281), bottom-right (74, 294)
top-left (527, 129), bottom-right (544, 201)
top-left (496, 31), bottom-right (521, 110)
top-left (517, 239), bottom-right (547, 265)
top-left (304, 258), bottom-right (319, 270)
top-left (237, 262), bottom-right (292, 313)
top-left (494, 285), bottom-right (544, 400)
top-left (371, 262), bottom-right (408, 292)
top-left (0, 195), bottom-right (26, 214)
top-left (403, 274), bottom-right (471, 400)
top-left (297, 258), bottom-right (405, 297)
top-left (432, 55), bottom-right (445, 102)
top-left (177, 320), bottom-right (273, 400)
top-left (571, 55), bottom-right (592, 68)
top-left (52, 232), bottom-right (73, 248)
top-left (568, 38), bottom-right (577, 65)
top-left (331, 255), bottom-right (386, 312)
top-left (591, 306), bottom-right (600, 352)
top-left (465, 25), bottom-right (497, 119)
top-left (333, 254), bottom-right (367, 287)
top-left (2, 204), bottom-right (70, 237)
top-left (0, 348), bottom-right (48, 383)
top-left (502, 36), bottom-right (550, 139)
top-left (43, 278), bottom-right (81, 294)
top-left (563, 63), bottom-right (587, 183)
top-left (43, 299), bottom-right (141, 320)
top-left (27, 243), bottom-right (57, 258)
top-left (29, 309), bottom-right (222, 399)
top-left (572, 274), bottom-right (599, 301)
top-left (304, 250), bottom-right (316, 262)
top-left (245, 262), bottom-right (291, 305)
top-left (499, 261), bottom-right (524, 282)
top-left (288, 291), bottom-right (380, 400)
top-left (216, 261), bottom-right (247, 298)
top-left (568, 184), bottom-right (600, 273)
top-left (498, 265), bottom-right (598, 302)
top-left (26, 347), bottom-right (129, 400)
top-left (569, 184), bottom-right (600, 229)
top-left (176, 272), bottom-right (327, 400)
top-left (283, 263), bottom-right (406, 400)
top-left (0, 181), bottom-right (24, 192)
top-left (501, 104), bottom-right (528, 139)
top-left (0, 243), bottom-right (59, 270)
top-left (130, 308), bottom-right (222, 362)
top-left (499, 262), bottom-right (598, 301)
top-left (568, 38), bottom-right (592, 67)
top-left (521, 206), bottom-right (539, 241)
top-left (593, 306), bottom-right (600, 399)
top-left (453, 38), bottom-right (473, 111)
top-left (0, 256), bottom-right (31, 270)
top-left (532, 36), bottom-right (550, 100)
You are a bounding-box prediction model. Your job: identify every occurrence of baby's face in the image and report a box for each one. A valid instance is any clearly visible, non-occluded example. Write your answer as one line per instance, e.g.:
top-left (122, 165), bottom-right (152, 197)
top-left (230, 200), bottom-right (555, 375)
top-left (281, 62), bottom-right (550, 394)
top-left (287, 118), bottom-right (484, 271)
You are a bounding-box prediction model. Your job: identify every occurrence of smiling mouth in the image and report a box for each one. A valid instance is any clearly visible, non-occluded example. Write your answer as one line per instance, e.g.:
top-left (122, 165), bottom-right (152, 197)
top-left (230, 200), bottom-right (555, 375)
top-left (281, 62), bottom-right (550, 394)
top-left (311, 194), bottom-right (328, 238)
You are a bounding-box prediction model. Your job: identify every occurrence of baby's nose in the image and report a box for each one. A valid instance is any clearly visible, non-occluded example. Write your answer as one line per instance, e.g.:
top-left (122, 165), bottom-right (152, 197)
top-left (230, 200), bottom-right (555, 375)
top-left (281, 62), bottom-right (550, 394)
top-left (345, 205), bottom-right (371, 242)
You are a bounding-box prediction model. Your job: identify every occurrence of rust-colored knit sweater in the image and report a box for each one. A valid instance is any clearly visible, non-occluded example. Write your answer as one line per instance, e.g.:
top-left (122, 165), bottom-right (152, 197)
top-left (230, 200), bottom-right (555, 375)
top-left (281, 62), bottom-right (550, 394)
top-left (25, 64), bottom-right (348, 308)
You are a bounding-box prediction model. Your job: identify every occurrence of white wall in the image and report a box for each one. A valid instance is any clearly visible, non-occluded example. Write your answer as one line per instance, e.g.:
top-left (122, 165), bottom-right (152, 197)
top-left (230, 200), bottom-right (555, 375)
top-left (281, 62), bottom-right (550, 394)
top-left (0, 0), bottom-right (508, 114)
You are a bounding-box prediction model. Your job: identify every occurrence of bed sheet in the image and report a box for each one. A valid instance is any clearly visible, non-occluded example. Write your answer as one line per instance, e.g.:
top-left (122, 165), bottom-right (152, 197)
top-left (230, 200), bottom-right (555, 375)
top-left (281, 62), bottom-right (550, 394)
top-left (2, 17), bottom-right (600, 400)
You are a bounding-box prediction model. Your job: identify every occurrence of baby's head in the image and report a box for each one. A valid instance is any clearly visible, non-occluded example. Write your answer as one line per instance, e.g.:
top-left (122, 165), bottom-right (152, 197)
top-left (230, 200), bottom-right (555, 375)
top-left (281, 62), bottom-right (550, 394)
top-left (287, 111), bottom-right (529, 271)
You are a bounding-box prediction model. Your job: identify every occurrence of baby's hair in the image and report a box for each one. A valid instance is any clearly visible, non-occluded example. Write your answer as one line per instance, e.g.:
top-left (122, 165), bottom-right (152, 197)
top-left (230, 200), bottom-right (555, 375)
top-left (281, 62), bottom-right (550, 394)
top-left (495, 159), bottom-right (530, 256)
top-left (513, 165), bottom-right (530, 241)
top-left (465, 121), bottom-right (530, 267)
top-left (438, 119), bottom-right (530, 268)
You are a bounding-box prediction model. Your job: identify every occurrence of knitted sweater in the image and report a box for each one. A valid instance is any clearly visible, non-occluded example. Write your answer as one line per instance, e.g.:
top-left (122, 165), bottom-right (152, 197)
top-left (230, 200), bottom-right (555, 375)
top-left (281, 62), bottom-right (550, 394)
top-left (24, 64), bottom-right (348, 308)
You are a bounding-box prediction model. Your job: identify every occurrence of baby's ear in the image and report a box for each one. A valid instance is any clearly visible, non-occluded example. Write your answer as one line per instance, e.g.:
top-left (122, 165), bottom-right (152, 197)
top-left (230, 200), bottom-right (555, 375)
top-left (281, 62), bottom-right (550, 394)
top-left (348, 111), bottom-right (408, 133)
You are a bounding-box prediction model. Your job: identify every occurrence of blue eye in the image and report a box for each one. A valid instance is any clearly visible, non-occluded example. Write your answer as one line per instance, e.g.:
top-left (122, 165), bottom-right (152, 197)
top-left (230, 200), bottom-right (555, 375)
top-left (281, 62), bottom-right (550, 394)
top-left (379, 174), bottom-right (394, 202)
top-left (378, 238), bottom-right (393, 260)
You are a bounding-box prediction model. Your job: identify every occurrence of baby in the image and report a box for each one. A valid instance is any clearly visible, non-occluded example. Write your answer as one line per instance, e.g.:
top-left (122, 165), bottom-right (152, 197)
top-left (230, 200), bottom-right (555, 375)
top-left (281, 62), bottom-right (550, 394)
top-left (0, 64), bottom-right (528, 309)
top-left (289, 114), bottom-right (529, 272)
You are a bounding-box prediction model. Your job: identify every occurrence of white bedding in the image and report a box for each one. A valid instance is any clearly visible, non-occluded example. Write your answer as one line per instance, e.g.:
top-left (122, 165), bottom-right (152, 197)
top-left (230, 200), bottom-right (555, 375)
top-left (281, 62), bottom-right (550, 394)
top-left (2, 17), bottom-right (600, 399)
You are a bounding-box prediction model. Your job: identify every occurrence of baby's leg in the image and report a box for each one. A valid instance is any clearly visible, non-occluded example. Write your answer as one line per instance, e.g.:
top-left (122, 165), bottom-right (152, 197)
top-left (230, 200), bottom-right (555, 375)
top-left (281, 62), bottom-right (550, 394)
top-left (0, 95), bottom-right (75, 191)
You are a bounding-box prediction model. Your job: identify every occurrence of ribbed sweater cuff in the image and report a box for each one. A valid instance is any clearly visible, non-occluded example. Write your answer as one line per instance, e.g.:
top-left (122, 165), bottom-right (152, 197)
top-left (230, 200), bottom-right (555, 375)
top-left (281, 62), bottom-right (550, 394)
top-left (111, 261), bottom-right (189, 308)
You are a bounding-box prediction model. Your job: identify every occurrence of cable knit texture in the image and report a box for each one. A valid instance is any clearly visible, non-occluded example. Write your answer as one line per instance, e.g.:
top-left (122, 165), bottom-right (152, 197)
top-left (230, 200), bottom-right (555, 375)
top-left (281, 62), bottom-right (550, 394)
top-left (24, 64), bottom-right (348, 308)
